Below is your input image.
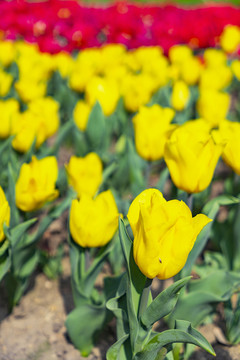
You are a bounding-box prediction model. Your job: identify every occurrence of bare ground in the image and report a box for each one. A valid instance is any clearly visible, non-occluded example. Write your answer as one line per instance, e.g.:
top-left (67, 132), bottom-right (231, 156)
top-left (1, 253), bottom-right (240, 360)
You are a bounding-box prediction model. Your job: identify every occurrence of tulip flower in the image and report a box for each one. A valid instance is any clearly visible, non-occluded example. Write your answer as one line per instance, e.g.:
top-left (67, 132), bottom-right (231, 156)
top-left (73, 100), bottom-right (91, 132)
top-left (0, 99), bottom-right (19, 139)
top-left (0, 186), bottom-right (10, 243)
top-left (85, 76), bottom-right (119, 116)
top-left (218, 120), bottom-right (240, 175)
top-left (0, 70), bottom-right (13, 97)
top-left (164, 120), bottom-right (225, 193)
top-left (171, 80), bottom-right (190, 111)
top-left (197, 90), bottom-right (230, 127)
top-left (15, 156), bottom-right (59, 212)
top-left (132, 104), bottom-right (176, 161)
top-left (70, 190), bottom-right (119, 248)
top-left (220, 25), bottom-right (240, 53)
top-left (65, 153), bottom-right (103, 198)
top-left (127, 188), bottom-right (211, 279)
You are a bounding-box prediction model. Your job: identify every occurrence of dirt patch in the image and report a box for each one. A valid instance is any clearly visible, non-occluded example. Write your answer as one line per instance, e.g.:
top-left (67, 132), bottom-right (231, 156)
top-left (1, 251), bottom-right (240, 360)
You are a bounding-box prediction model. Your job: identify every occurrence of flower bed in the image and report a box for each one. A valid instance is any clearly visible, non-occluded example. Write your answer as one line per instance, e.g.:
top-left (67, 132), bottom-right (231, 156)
top-left (0, 0), bottom-right (240, 53)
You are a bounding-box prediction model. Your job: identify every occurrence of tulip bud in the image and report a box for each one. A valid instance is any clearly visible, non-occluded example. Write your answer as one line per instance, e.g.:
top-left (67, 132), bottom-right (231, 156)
top-left (164, 120), bottom-right (225, 193)
top-left (127, 188), bottom-right (211, 279)
top-left (220, 25), bottom-right (240, 54)
top-left (171, 80), bottom-right (190, 111)
top-left (65, 153), bottom-right (103, 198)
top-left (70, 190), bottom-right (119, 248)
top-left (132, 104), bottom-right (176, 161)
top-left (15, 156), bottom-right (59, 212)
top-left (0, 186), bottom-right (10, 242)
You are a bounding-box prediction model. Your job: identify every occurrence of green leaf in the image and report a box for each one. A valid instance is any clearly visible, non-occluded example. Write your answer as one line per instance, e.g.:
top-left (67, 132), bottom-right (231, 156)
top-left (86, 102), bottom-right (106, 150)
top-left (141, 277), bottom-right (191, 328)
top-left (4, 218), bottom-right (37, 248)
top-left (168, 270), bottom-right (240, 328)
top-left (181, 194), bottom-right (240, 276)
top-left (106, 335), bottom-right (129, 360)
top-left (7, 163), bottom-right (20, 228)
top-left (0, 241), bottom-right (11, 281)
top-left (119, 218), bottom-right (148, 352)
top-left (65, 303), bottom-right (109, 356)
top-left (133, 320), bottom-right (215, 360)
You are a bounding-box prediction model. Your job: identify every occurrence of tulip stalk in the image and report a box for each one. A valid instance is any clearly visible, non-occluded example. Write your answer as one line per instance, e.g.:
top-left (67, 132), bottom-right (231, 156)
top-left (106, 218), bottom-right (215, 360)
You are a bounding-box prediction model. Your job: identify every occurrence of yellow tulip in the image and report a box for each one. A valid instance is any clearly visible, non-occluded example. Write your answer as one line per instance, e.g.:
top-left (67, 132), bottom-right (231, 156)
top-left (0, 186), bottom-right (10, 243)
top-left (0, 40), bottom-right (16, 67)
top-left (127, 188), bottom-right (211, 279)
top-left (65, 153), bottom-right (103, 198)
top-left (218, 120), bottom-right (240, 175)
top-left (70, 190), bottom-right (119, 248)
top-left (73, 100), bottom-right (91, 132)
top-left (199, 66), bottom-right (232, 91)
top-left (197, 90), bottom-right (230, 127)
top-left (0, 70), bottom-right (13, 97)
top-left (15, 156), bottom-right (59, 212)
top-left (121, 73), bottom-right (154, 112)
top-left (85, 76), bottom-right (119, 116)
top-left (28, 97), bottom-right (60, 138)
top-left (15, 79), bottom-right (47, 102)
top-left (132, 104), bottom-right (176, 161)
top-left (11, 112), bottom-right (38, 153)
top-left (203, 48), bottom-right (227, 68)
top-left (169, 45), bottom-right (192, 65)
top-left (171, 80), bottom-right (190, 111)
top-left (232, 60), bottom-right (240, 81)
top-left (180, 56), bottom-right (202, 85)
top-left (0, 99), bottom-right (19, 139)
top-left (220, 25), bottom-right (240, 54)
top-left (164, 120), bottom-right (225, 193)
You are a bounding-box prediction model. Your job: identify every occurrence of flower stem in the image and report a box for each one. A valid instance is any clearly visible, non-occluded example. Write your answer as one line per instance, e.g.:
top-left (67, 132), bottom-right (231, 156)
top-left (138, 277), bottom-right (152, 319)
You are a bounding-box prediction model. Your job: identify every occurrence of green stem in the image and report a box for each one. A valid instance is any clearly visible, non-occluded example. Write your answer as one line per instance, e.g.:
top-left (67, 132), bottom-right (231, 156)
top-left (187, 193), bottom-right (193, 212)
top-left (138, 278), bottom-right (152, 319)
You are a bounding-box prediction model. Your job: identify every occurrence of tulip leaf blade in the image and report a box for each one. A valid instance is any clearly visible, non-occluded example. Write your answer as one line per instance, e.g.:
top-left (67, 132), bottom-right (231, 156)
top-left (0, 240), bottom-right (11, 281)
top-left (141, 276), bottom-right (191, 328)
top-left (106, 334), bottom-right (129, 360)
top-left (119, 218), bottom-right (147, 350)
top-left (86, 101), bottom-right (106, 150)
top-left (168, 270), bottom-right (240, 328)
top-left (182, 194), bottom-right (240, 277)
top-left (133, 320), bottom-right (215, 360)
top-left (65, 303), bottom-right (109, 357)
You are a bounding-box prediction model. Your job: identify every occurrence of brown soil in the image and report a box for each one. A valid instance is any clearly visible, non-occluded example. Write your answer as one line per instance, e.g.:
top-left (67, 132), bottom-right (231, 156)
top-left (1, 254), bottom-right (240, 360)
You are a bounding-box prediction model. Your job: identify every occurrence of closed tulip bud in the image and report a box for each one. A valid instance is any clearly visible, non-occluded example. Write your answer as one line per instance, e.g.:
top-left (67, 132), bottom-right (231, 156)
top-left (169, 45), bottom-right (193, 65)
top-left (15, 156), bottom-right (59, 212)
top-left (0, 70), bottom-right (13, 97)
top-left (164, 120), bottom-right (225, 193)
top-left (0, 99), bottom-right (19, 139)
top-left (28, 97), bottom-right (60, 138)
top-left (171, 80), bottom-right (190, 111)
top-left (70, 190), bottom-right (119, 248)
top-left (180, 56), bottom-right (202, 85)
top-left (232, 60), bottom-right (240, 81)
top-left (65, 153), bottom-right (103, 198)
top-left (85, 76), bottom-right (119, 116)
top-left (0, 187), bottom-right (10, 243)
top-left (15, 79), bottom-right (47, 103)
top-left (127, 188), bottom-right (211, 279)
top-left (199, 66), bottom-right (232, 91)
top-left (197, 90), bottom-right (230, 127)
top-left (220, 25), bottom-right (240, 54)
top-left (203, 49), bottom-right (227, 68)
top-left (73, 100), bottom-right (91, 132)
top-left (132, 104), bottom-right (176, 161)
top-left (218, 120), bottom-right (240, 175)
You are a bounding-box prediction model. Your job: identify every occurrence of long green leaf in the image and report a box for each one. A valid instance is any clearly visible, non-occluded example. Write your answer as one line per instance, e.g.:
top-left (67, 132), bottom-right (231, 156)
top-left (182, 194), bottom-right (240, 276)
top-left (134, 321), bottom-right (215, 360)
top-left (141, 277), bottom-right (191, 328)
